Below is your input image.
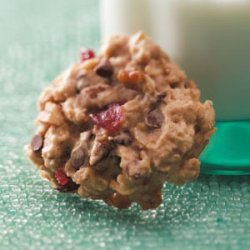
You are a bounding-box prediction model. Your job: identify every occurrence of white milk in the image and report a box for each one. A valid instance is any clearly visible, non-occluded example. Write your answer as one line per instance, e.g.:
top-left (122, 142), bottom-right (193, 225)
top-left (101, 0), bottom-right (250, 120)
top-left (101, 0), bottom-right (151, 39)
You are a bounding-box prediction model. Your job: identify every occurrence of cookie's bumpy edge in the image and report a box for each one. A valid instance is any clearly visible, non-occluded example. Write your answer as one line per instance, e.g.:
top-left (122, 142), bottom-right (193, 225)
top-left (26, 32), bottom-right (215, 210)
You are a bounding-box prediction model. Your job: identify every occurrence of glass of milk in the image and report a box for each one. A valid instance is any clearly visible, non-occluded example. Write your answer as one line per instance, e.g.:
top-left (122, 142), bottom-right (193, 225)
top-left (157, 0), bottom-right (250, 121)
top-left (101, 0), bottom-right (250, 174)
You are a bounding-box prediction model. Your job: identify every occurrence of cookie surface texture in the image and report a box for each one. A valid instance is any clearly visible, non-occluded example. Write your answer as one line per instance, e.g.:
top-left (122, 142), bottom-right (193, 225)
top-left (26, 32), bottom-right (215, 209)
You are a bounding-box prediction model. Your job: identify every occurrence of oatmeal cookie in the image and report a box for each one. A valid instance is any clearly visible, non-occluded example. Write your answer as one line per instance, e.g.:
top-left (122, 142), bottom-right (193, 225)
top-left (26, 32), bottom-right (215, 209)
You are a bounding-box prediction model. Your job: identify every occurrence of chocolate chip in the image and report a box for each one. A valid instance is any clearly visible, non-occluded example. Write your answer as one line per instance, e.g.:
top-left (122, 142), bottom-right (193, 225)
top-left (145, 109), bottom-right (164, 129)
top-left (31, 134), bottom-right (43, 152)
top-left (95, 59), bottom-right (114, 78)
top-left (93, 157), bottom-right (109, 171)
top-left (142, 177), bottom-right (150, 185)
top-left (194, 124), bottom-right (201, 134)
top-left (156, 92), bottom-right (167, 102)
top-left (106, 193), bottom-right (132, 209)
top-left (184, 80), bottom-right (191, 88)
top-left (71, 147), bottom-right (85, 170)
top-left (93, 155), bottom-right (120, 172)
top-left (170, 82), bottom-right (179, 89)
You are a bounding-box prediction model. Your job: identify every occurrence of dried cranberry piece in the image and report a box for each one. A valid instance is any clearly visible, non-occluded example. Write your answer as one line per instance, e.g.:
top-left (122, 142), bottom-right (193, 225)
top-left (55, 167), bottom-right (69, 186)
top-left (55, 167), bottom-right (79, 192)
top-left (80, 48), bottom-right (95, 62)
top-left (56, 180), bottom-right (79, 193)
top-left (90, 104), bottom-right (123, 133)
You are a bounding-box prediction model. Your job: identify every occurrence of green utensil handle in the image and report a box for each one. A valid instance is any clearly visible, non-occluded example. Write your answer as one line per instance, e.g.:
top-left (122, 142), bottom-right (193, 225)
top-left (200, 120), bottom-right (250, 175)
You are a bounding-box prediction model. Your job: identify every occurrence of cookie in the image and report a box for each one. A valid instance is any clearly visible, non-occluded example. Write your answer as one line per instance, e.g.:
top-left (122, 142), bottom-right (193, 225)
top-left (26, 32), bottom-right (215, 209)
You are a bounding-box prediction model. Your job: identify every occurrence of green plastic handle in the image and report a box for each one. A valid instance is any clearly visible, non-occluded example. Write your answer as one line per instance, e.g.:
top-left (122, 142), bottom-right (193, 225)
top-left (200, 121), bottom-right (250, 175)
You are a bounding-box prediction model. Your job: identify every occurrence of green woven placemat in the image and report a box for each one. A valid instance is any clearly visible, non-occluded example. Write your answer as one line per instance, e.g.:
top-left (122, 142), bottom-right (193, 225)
top-left (0, 1), bottom-right (250, 249)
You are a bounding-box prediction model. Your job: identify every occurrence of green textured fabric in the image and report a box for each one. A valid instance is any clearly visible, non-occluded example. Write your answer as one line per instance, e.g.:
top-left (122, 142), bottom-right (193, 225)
top-left (0, 1), bottom-right (250, 249)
